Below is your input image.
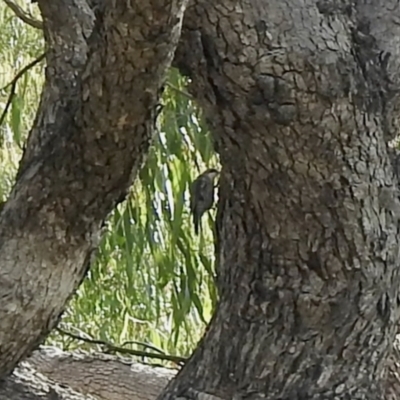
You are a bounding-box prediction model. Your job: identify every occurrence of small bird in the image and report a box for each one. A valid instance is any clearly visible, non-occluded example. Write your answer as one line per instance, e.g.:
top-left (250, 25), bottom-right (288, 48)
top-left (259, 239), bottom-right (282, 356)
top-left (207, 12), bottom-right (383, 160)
top-left (190, 168), bottom-right (219, 235)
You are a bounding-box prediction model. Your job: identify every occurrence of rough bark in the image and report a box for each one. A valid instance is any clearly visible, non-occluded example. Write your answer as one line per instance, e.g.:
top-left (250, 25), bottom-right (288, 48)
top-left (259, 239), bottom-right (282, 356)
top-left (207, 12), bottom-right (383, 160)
top-left (0, 0), bottom-right (187, 376)
top-left (0, 362), bottom-right (95, 400)
top-left (0, 341), bottom-right (400, 400)
top-left (3, 0), bottom-right (400, 399)
top-left (0, 346), bottom-right (175, 400)
top-left (25, 346), bottom-right (175, 400)
top-left (158, 1), bottom-right (400, 399)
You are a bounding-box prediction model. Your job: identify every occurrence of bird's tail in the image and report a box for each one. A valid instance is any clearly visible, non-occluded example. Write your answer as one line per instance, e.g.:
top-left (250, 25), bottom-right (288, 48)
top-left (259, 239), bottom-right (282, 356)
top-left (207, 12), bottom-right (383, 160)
top-left (193, 214), bottom-right (200, 235)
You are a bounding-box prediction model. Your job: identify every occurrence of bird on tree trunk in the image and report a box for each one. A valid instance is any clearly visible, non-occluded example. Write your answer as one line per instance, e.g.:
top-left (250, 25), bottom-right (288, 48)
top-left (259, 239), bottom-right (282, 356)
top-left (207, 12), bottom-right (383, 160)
top-left (190, 168), bottom-right (219, 235)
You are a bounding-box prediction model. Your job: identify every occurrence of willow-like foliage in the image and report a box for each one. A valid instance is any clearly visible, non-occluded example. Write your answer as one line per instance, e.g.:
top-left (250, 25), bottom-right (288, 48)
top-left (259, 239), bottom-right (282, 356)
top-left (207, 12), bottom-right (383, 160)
top-left (0, 1), bottom-right (218, 361)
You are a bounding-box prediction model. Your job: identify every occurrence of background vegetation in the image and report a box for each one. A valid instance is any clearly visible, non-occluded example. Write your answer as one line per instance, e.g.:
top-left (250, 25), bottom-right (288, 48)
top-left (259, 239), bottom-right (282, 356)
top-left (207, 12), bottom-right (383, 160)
top-left (0, 0), bottom-right (218, 365)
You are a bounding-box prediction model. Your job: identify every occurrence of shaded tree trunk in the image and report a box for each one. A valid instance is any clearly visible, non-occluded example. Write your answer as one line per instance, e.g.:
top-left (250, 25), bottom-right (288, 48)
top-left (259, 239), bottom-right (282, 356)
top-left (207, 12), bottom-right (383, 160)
top-left (0, 0), bottom-right (187, 377)
top-left (2, 0), bottom-right (400, 400)
top-left (158, 1), bottom-right (400, 400)
top-left (2, 343), bottom-right (400, 400)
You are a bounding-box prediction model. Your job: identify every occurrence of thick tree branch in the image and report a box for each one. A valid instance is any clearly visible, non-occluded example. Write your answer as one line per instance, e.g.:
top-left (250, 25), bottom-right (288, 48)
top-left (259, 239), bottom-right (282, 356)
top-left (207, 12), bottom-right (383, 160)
top-left (0, 0), bottom-right (187, 377)
top-left (25, 346), bottom-right (175, 400)
top-left (0, 362), bottom-right (95, 399)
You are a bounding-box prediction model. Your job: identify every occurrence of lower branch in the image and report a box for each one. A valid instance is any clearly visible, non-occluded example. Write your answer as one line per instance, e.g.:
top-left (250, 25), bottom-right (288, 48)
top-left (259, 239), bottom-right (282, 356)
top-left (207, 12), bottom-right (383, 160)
top-left (25, 346), bottom-right (175, 400)
top-left (0, 340), bottom-right (399, 399)
top-left (0, 363), bottom-right (94, 400)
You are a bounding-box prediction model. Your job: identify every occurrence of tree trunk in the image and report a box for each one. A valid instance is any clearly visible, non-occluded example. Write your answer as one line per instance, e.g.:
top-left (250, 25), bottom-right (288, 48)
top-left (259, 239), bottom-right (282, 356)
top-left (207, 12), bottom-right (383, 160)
top-left (158, 1), bottom-right (400, 399)
top-left (0, 0), bottom-right (187, 377)
top-left (3, 0), bottom-right (400, 399)
top-left (1, 343), bottom-right (400, 400)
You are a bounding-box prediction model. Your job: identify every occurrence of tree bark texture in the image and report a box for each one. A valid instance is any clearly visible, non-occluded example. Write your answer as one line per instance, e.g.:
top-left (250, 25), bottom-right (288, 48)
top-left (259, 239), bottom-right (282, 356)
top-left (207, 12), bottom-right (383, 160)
top-left (3, 0), bottom-right (400, 399)
top-left (0, 342), bottom-right (400, 400)
top-left (0, 0), bottom-right (187, 376)
top-left (24, 346), bottom-right (175, 400)
top-left (158, 1), bottom-right (400, 399)
top-left (0, 363), bottom-right (94, 400)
